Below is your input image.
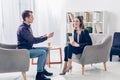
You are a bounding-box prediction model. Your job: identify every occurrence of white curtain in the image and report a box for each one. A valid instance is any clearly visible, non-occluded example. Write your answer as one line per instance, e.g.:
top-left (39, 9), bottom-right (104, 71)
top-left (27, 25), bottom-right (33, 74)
top-left (0, 0), bottom-right (66, 46)
top-left (0, 0), bottom-right (2, 42)
top-left (0, 0), bottom-right (34, 44)
top-left (34, 0), bottom-right (64, 46)
top-left (19, 0), bottom-right (35, 22)
top-left (19, 0), bottom-right (38, 36)
top-left (1, 0), bottom-right (20, 43)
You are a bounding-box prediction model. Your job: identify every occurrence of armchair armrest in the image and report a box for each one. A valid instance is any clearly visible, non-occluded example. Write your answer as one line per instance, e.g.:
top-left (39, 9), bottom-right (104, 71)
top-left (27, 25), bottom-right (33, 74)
top-left (0, 48), bottom-right (30, 73)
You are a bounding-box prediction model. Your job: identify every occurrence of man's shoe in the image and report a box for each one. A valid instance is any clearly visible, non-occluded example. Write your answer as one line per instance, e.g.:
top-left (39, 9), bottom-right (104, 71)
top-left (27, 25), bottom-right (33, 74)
top-left (36, 72), bottom-right (51, 80)
top-left (43, 69), bottom-right (53, 76)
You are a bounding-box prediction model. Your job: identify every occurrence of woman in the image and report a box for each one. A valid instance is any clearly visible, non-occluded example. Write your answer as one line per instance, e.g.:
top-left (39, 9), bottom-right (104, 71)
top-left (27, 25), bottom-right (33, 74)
top-left (60, 16), bottom-right (92, 75)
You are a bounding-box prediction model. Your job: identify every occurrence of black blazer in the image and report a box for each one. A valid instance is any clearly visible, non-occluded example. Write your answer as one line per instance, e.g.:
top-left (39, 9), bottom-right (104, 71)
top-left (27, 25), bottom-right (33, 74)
top-left (74, 29), bottom-right (92, 48)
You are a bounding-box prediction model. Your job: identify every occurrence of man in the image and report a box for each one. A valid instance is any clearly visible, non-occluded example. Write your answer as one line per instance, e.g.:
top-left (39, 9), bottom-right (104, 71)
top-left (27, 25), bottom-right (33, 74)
top-left (17, 10), bottom-right (54, 80)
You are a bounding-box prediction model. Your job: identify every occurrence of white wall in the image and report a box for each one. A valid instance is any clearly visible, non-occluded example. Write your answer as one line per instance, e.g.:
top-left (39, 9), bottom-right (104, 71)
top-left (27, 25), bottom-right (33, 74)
top-left (62, 0), bottom-right (120, 34)
top-left (60, 0), bottom-right (120, 46)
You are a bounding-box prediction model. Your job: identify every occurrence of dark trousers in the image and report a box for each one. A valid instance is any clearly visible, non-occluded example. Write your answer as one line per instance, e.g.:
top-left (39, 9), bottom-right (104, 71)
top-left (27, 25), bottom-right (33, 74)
top-left (64, 44), bottom-right (83, 61)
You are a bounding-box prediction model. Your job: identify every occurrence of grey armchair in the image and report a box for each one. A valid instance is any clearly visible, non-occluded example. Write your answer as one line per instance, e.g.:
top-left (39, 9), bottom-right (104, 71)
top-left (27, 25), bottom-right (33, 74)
top-left (0, 43), bottom-right (30, 80)
top-left (72, 35), bottom-right (112, 75)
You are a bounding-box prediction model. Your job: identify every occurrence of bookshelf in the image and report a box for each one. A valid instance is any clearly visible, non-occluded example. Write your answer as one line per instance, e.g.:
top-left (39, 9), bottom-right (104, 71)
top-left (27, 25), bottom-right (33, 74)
top-left (66, 11), bottom-right (107, 35)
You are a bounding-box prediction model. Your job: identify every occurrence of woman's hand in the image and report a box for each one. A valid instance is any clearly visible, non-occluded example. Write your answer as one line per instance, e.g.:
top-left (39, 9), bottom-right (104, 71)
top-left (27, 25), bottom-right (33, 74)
top-left (71, 41), bottom-right (79, 47)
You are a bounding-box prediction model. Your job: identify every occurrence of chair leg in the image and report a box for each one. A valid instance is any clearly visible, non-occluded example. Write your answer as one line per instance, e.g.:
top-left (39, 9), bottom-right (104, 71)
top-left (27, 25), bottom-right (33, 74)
top-left (22, 72), bottom-right (26, 80)
top-left (119, 55), bottom-right (120, 61)
top-left (82, 64), bottom-right (84, 75)
top-left (110, 54), bottom-right (112, 61)
top-left (103, 62), bottom-right (107, 71)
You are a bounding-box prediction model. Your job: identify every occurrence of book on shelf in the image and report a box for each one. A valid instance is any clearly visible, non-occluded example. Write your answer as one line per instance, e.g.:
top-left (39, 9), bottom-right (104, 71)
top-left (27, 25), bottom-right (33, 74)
top-left (94, 23), bottom-right (103, 34)
top-left (93, 11), bottom-right (102, 22)
top-left (84, 12), bottom-right (90, 22)
top-left (66, 12), bottom-right (74, 23)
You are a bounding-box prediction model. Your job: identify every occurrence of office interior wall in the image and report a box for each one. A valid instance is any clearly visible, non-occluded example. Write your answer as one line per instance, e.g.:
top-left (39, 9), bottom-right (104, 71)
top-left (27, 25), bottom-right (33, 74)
top-left (63, 0), bottom-right (120, 34)
top-left (60, 0), bottom-right (120, 46)
top-left (0, 0), bottom-right (120, 46)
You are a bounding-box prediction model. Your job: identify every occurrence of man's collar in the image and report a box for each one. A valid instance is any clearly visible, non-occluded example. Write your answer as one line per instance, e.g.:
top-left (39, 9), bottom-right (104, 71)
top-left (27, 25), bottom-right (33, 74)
top-left (23, 22), bottom-right (31, 27)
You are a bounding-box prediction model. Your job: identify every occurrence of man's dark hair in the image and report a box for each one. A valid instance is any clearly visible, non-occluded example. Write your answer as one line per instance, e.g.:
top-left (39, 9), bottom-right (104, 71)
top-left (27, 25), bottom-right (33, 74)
top-left (22, 10), bottom-right (33, 21)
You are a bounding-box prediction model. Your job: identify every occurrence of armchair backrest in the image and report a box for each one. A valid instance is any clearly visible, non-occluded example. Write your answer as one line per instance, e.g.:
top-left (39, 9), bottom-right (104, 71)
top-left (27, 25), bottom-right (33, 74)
top-left (90, 34), bottom-right (107, 45)
top-left (112, 32), bottom-right (120, 48)
top-left (0, 43), bottom-right (17, 49)
top-left (0, 43), bottom-right (29, 73)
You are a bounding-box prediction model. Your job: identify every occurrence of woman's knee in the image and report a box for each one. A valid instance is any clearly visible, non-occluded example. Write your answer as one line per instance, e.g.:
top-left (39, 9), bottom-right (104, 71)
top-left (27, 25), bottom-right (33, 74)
top-left (68, 43), bottom-right (73, 48)
top-left (64, 46), bottom-right (68, 52)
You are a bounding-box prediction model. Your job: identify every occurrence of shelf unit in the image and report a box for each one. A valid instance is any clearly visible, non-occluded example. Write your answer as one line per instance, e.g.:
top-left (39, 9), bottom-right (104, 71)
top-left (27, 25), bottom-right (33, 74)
top-left (66, 11), bottom-right (107, 35)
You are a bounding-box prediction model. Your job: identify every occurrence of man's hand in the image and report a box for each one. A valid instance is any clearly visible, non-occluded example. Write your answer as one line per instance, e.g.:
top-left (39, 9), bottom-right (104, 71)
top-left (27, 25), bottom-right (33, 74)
top-left (47, 32), bottom-right (54, 38)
